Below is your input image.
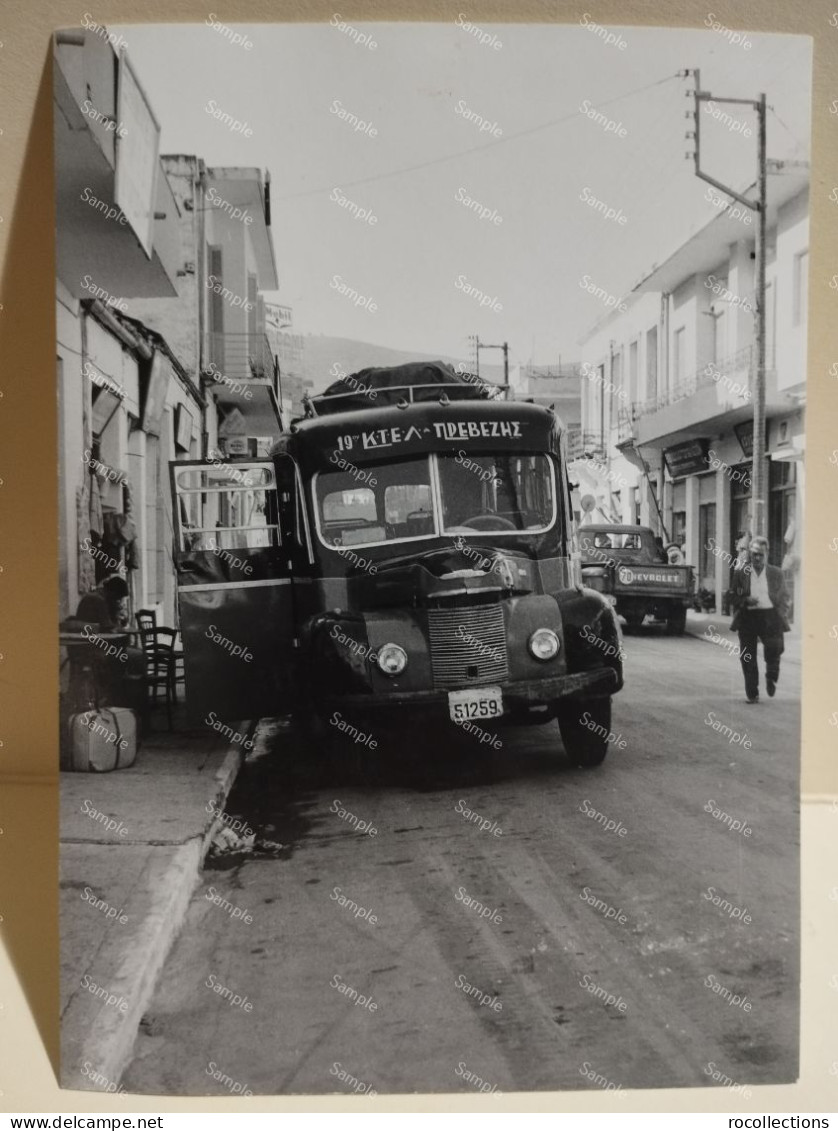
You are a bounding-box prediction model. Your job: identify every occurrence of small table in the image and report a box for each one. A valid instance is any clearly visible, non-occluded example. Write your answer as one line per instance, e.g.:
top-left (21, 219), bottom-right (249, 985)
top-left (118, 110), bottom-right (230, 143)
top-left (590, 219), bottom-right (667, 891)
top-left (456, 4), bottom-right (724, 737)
top-left (60, 630), bottom-right (136, 713)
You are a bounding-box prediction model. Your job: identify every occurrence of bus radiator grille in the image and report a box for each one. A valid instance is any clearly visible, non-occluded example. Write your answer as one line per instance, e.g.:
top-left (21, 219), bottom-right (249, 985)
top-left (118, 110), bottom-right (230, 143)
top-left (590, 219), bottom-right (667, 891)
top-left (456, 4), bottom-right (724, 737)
top-left (427, 604), bottom-right (509, 688)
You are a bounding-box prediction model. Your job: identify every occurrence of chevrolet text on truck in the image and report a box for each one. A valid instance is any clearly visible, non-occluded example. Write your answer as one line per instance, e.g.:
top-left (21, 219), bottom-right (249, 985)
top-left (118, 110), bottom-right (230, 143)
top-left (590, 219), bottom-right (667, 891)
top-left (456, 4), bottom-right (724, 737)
top-left (171, 362), bottom-right (625, 767)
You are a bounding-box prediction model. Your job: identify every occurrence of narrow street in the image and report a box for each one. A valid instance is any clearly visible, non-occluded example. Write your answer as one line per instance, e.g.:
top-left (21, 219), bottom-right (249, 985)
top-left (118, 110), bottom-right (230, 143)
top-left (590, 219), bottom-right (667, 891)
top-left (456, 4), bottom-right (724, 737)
top-left (28, 16), bottom-right (813, 1116)
top-left (122, 626), bottom-right (799, 1098)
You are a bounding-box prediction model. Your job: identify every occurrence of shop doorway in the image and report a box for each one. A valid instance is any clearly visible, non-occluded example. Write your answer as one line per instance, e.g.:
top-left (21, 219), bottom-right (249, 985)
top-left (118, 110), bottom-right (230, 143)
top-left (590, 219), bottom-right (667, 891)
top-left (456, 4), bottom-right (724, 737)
top-left (730, 463), bottom-right (752, 557)
top-left (698, 503), bottom-right (717, 590)
top-left (770, 459), bottom-right (798, 622)
top-left (769, 460), bottom-right (797, 566)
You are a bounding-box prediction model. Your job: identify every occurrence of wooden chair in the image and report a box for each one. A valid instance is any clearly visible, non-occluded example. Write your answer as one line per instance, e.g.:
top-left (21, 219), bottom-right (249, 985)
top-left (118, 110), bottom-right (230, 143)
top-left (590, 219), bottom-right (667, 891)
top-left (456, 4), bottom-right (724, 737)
top-left (136, 609), bottom-right (156, 634)
top-left (137, 626), bottom-right (179, 731)
top-left (137, 608), bottom-right (185, 702)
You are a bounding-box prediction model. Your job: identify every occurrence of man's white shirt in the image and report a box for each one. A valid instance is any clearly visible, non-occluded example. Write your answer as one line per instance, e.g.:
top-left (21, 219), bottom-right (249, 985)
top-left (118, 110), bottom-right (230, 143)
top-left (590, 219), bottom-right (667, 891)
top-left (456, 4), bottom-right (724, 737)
top-left (750, 566), bottom-right (772, 608)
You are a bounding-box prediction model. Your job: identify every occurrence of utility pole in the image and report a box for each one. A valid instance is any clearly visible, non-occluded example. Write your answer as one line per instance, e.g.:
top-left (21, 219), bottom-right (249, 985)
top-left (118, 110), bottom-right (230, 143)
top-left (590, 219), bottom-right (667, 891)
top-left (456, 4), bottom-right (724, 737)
top-left (474, 336), bottom-right (510, 386)
top-left (276, 356), bottom-right (283, 424)
top-left (682, 68), bottom-right (767, 538)
top-left (467, 334), bottom-right (480, 379)
top-left (753, 91), bottom-right (768, 540)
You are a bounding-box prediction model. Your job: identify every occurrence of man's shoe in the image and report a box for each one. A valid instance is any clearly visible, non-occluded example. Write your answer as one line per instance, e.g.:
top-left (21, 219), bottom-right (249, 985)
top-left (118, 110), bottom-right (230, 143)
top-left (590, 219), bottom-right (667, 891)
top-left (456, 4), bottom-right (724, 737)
top-left (766, 679), bottom-right (776, 697)
top-left (746, 693), bottom-right (760, 703)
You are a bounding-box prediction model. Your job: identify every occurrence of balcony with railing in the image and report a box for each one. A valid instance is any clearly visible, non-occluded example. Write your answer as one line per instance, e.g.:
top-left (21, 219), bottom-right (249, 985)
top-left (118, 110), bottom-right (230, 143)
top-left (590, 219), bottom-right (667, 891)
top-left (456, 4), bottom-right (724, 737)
top-left (567, 428), bottom-right (607, 462)
top-left (203, 332), bottom-right (277, 387)
top-left (615, 406), bottom-right (638, 446)
top-left (202, 332), bottom-right (283, 433)
top-left (629, 343), bottom-right (779, 447)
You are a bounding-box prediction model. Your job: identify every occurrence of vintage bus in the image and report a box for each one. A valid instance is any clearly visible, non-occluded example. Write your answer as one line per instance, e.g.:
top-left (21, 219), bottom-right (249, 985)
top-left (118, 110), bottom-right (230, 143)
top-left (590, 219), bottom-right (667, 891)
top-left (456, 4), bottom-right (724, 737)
top-left (170, 362), bottom-right (624, 766)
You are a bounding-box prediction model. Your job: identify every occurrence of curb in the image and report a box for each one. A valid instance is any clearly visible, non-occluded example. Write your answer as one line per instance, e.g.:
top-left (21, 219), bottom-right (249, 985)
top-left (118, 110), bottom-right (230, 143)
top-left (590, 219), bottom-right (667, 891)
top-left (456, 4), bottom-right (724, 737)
top-left (62, 740), bottom-right (249, 1091)
top-left (202, 746), bottom-right (248, 856)
top-left (66, 838), bottom-right (204, 1092)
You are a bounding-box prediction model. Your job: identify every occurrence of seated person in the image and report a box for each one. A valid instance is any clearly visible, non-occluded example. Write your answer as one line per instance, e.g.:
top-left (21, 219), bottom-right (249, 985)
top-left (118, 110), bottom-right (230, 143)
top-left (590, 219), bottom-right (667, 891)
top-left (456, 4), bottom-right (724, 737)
top-left (65, 574), bottom-right (145, 709)
top-left (73, 573), bottom-right (130, 631)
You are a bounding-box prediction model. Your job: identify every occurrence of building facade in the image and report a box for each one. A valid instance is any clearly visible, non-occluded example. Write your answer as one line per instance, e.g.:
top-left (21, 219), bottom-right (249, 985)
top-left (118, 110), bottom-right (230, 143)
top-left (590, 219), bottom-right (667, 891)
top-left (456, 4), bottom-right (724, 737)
top-left (574, 174), bottom-right (808, 619)
top-left (512, 363), bottom-right (582, 429)
top-left (55, 33), bottom-right (281, 629)
top-left (55, 28), bottom-right (182, 623)
top-left (128, 159), bottom-right (281, 463)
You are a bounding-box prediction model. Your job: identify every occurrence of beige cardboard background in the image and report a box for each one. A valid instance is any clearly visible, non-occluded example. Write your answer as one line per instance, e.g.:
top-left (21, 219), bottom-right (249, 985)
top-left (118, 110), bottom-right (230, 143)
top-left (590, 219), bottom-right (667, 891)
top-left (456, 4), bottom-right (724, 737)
top-left (0, 0), bottom-right (834, 1112)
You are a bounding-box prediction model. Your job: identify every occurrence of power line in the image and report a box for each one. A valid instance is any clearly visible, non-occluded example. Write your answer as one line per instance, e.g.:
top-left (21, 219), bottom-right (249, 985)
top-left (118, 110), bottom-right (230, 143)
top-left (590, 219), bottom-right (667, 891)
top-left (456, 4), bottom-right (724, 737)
top-left (767, 105), bottom-right (806, 158)
top-left (275, 74), bottom-right (680, 202)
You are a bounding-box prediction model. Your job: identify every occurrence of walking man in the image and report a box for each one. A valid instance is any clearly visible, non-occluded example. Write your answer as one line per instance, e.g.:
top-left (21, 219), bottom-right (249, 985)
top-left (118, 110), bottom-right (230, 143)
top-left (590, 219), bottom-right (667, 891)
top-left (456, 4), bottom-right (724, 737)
top-left (729, 536), bottom-right (791, 703)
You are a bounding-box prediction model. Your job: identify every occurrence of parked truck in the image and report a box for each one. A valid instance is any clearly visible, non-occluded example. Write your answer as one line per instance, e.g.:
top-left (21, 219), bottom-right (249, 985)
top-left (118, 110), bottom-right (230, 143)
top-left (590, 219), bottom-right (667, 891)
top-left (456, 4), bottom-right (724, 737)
top-left (578, 524), bottom-right (695, 635)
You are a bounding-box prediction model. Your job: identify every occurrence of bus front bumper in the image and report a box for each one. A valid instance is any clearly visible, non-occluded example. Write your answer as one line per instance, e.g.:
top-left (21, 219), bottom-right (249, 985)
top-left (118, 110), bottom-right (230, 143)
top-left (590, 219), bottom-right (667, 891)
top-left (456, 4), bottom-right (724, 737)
top-left (321, 666), bottom-right (619, 716)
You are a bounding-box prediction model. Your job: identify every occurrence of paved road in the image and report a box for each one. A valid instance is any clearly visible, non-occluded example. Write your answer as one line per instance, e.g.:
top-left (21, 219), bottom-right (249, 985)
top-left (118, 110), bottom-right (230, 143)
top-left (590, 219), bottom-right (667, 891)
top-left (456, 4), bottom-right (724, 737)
top-left (122, 624), bottom-right (799, 1098)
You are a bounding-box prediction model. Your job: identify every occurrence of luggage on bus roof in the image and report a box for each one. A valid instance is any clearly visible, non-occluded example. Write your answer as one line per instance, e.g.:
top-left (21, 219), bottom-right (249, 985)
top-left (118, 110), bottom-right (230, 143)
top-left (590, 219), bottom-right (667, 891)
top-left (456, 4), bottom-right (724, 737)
top-left (312, 360), bottom-right (495, 414)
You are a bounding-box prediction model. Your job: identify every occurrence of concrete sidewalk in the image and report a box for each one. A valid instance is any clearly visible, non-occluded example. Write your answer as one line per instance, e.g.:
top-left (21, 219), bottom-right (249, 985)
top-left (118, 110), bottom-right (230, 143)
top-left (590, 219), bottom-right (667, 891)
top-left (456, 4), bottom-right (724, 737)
top-left (59, 709), bottom-right (254, 1092)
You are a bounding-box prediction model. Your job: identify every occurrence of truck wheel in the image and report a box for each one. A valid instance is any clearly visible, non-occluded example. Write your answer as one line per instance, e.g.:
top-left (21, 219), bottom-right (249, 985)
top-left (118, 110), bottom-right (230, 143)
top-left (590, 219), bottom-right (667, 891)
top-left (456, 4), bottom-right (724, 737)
top-left (557, 697), bottom-right (612, 768)
top-left (665, 607), bottom-right (687, 635)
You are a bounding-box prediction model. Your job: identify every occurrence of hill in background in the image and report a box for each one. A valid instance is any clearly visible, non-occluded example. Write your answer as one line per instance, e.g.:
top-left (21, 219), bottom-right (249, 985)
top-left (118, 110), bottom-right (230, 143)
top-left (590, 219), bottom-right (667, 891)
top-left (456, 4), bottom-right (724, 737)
top-left (300, 334), bottom-right (506, 395)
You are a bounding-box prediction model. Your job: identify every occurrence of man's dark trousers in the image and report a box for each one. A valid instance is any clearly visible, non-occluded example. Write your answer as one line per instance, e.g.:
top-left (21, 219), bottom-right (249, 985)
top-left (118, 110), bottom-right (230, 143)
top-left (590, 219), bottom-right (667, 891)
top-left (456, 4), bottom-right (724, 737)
top-left (737, 608), bottom-right (785, 699)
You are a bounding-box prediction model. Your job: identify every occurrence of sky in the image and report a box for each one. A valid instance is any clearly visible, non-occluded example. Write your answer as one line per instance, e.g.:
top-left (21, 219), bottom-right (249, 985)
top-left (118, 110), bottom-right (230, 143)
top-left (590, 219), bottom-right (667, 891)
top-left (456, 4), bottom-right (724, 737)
top-left (112, 18), bottom-right (811, 369)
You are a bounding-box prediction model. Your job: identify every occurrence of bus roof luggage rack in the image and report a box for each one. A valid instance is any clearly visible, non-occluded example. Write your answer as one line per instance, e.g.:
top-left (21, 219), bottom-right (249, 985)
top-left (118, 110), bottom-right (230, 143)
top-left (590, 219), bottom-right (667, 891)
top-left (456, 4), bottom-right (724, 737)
top-left (304, 360), bottom-right (508, 417)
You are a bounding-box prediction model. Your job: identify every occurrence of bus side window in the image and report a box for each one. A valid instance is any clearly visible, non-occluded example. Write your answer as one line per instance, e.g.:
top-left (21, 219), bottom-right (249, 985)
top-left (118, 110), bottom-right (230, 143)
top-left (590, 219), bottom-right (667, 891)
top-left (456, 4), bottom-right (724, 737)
top-left (557, 457), bottom-right (574, 555)
top-left (173, 464), bottom-right (280, 552)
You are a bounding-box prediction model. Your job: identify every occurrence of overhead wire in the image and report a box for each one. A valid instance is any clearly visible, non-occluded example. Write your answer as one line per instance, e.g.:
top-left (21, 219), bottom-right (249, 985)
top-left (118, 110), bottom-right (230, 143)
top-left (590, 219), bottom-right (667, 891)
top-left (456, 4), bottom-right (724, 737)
top-left (530, 79), bottom-right (691, 307)
top-left (767, 105), bottom-right (807, 159)
top-left (274, 74), bottom-right (681, 202)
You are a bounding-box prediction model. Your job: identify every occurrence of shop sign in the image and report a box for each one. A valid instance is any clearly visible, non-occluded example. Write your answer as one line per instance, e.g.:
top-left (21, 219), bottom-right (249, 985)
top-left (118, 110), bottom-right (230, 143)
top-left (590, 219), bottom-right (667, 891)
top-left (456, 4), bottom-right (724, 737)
top-left (141, 350), bottom-right (170, 437)
top-left (734, 420), bottom-right (769, 458)
top-left (663, 438), bottom-right (710, 479)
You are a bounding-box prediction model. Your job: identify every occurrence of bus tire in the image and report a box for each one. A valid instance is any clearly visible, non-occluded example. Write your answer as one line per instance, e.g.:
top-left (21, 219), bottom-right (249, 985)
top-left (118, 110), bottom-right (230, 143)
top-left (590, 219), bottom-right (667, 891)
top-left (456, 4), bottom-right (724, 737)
top-left (557, 696), bottom-right (611, 768)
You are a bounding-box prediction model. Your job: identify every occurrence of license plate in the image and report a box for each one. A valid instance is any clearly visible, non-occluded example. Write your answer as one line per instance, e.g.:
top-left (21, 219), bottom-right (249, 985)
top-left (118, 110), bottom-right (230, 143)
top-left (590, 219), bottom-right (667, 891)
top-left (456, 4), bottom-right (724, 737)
top-left (448, 687), bottom-right (503, 723)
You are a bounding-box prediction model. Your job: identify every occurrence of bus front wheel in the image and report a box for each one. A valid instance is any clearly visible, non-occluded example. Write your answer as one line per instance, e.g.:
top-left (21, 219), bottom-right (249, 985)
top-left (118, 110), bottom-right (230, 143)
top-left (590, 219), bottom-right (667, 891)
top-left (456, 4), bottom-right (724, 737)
top-left (557, 696), bottom-right (612, 768)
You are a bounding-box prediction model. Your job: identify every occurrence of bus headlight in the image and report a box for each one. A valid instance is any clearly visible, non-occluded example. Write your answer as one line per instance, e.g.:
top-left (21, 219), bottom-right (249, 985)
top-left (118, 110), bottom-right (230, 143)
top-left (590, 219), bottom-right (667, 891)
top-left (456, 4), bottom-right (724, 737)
top-left (377, 643), bottom-right (408, 676)
top-left (528, 628), bottom-right (560, 661)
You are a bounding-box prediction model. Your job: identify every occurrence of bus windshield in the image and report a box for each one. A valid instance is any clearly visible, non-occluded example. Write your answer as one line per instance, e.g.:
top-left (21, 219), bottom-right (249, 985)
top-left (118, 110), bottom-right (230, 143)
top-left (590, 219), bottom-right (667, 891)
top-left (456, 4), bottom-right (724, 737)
top-left (314, 452), bottom-right (556, 551)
